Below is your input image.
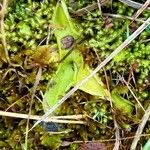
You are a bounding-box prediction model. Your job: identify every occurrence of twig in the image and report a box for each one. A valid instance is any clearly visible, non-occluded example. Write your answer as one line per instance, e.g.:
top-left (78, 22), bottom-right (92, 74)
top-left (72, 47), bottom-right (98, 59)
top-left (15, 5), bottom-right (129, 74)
top-left (5, 94), bottom-right (29, 112)
top-left (86, 114), bottom-right (111, 129)
top-left (127, 66), bottom-right (136, 87)
top-left (28, 17), bottom-right (150, 133)
top-left (113, 118), bottom-right (120, 150)
top-left (46, 26), bottom-right (51, 45)
top-left (93, 48), bottom-right (111, 106)
top-left (73, 0), bottom-right (108, 16)
top-left (63, 133), bottom-right (150, 144)
top-left (0, 0), bottom-right (10, 63)
top-left (97, 0), bottom-right (103, 17)
top-left (0, 110), bottom-right (86, 124)
top-left (121, 77), bottom-right (145, 112)
top-left (119, 0), bottom-right (150, 10)
top-left (141, 38), bottom-right (150, 43)
top-left (130, 0), bottom-right (150, 24)
top-left (130, 103), bottom-right (150, 150)
top-left (0, 68), bottom-right (17, 83)
top-left (103, 13), bottom-right (145, 23)
top-left (51, 115), bottom-right (84, 119)
top-left (25, 67), bottom-right (42, 149)
top-left (38, 36), bottom-right (47, 46)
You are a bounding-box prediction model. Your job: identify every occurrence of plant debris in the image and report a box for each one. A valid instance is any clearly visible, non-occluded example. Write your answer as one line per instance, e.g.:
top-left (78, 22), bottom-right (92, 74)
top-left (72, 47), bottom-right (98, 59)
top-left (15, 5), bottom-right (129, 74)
top-left (78, 141), bottom-right (106, 150)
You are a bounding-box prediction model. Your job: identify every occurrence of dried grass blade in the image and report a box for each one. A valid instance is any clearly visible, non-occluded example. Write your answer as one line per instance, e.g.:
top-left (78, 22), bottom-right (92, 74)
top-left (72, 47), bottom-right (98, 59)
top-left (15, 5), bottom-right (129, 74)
top-left (25, 67), bottom-right (42, 149)
top-left (119, 0), bottom-right (150, 10)
top-left (0, 0), bottom-right (10, 63)
top-left (0, 110), bottom-right (86, 124)
top-left (130, 0), bottom-right (150, 24)
top-left (130, 104), bottom-right (150, 150)
top-left (73, 0), bottom-right (108, 16)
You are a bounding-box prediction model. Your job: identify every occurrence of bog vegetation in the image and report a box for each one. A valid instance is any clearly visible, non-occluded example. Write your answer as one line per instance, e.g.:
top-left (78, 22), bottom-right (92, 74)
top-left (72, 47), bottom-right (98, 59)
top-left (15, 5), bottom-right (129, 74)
top-left (0, 0), bottom-right (150, 149)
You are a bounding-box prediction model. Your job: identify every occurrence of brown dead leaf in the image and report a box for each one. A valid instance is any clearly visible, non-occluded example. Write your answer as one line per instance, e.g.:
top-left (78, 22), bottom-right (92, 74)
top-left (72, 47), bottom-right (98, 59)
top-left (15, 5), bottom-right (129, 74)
top-left (78, 142), bottom-right (106, 150)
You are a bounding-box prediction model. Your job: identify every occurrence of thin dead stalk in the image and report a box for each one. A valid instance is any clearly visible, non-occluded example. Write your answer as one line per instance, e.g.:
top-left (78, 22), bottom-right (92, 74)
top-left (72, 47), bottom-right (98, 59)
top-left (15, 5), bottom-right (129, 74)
top-left (74, 0), bottom-right (150, 17)
top-left (97, 0), bottom-right (103, 17)
top-left (130, 0), bottom-right (150, 24)
top-left (62, 133), bottom-right (150, 144)
top-left (0, 0), bottom-right (10, 63)
top-left (103, 13), bottom-right (145, 23)
top-left (141, 38), bottom-right (150, 43)
top-left (121, 77), bottom-right (145, 112)
top-left (0, 110), bottom-right (86, 124)
top-left (5, 94), bottom-right (29, 112)
top-left (130, 104), bottom-right (150, 150)
top-left (73, 0), bottom-right (108, 16)
top-left (25, 67), bottom-right (42, 149)
top-left (28, 17), bottom-right (150, 133)
top-left (113, 118), bottom-right (120, 150)
top-left (119, 0), bottom-right (150, 10)
top-left (93, 48), bottom-right (111, 106)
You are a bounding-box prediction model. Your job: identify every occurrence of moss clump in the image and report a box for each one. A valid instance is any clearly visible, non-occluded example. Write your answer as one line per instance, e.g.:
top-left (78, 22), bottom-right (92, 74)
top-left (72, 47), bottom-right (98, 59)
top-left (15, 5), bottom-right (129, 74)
top-left (5, 0), bottom-right (55, 52)
top-left (80, 1), bottom-right (150, 91)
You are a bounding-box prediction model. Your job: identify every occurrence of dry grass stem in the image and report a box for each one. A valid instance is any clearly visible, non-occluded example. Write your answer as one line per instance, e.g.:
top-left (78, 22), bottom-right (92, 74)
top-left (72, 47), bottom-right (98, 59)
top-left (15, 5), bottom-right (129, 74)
top-left (5, 94), bottom-right (29, 112)
top-left (25, 67), bottom-right (42, 149)
top-left (70, 133), bottom-right (150, 144)
top-left (130, 104), bottom-right (150, 150)
top-left (121, 77), bottom-right (145, 112)
top-left (0, 0), bottom-right (10, 63)
top-left (73, 0), bottom-right (108, 16)
top-left (0, 110), bottom-right (86, 124)
top-left (119, 0), bottom-right (150, 10)
top-left (97, 0), bottom-right (103, 17)
top-left (130, 0), bottom-right (150, 24)
top-left (103, 13), bottom-right (145, 23)
top-left (93, 48), bottom-right (111, 106)
top-left (46, 26), bottom-right (51, 45)
top-left (0, 68), bottom-right (17, 83)
top-left (142, 38), bottom-right (150, 43)
top-left (113, 118), bottom-right (120, 150)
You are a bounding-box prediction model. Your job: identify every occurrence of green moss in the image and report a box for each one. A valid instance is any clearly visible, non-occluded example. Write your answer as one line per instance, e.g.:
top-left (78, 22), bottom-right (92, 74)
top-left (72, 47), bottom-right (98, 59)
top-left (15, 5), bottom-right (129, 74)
top-left (0, 1), bottom-right (150, 149)
top-left (5, 0), bottom-right (54, 52)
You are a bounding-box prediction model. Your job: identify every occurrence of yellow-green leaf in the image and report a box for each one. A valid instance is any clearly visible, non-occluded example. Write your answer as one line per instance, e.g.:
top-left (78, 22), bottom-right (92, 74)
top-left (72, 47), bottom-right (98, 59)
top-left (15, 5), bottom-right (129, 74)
top-left (111, 86), bottom-right (133, 115)
top-left (77, 65), bottom-right (111, 99)
top-left (43, 59), bottom-right (77, 112)
top-left (52, 0), bottom-right (81, 52)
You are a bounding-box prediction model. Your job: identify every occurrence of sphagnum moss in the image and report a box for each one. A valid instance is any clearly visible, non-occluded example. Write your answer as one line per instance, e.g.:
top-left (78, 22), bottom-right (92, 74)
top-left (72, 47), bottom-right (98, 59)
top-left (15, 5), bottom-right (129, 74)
top-left (5, 0), bottom-right (55, 52)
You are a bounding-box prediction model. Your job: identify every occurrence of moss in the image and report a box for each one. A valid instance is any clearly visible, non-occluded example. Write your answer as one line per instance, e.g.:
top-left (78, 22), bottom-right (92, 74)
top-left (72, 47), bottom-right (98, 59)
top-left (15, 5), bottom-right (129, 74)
top-left (0, 0), bottom-right (150, 149)
top-left (5, 0), bottom-right (55, 52)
